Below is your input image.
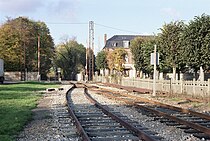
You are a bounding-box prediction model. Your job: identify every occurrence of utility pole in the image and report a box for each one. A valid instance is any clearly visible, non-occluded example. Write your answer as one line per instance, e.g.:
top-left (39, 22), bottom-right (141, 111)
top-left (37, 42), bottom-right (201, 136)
top-left (85, 40), bottom-right (88, 82)
top-left (37, 35), bottom-right (40, 81)
top-left (153, 45), bottom-right (157, 96)
top-left (23, 41), bottom-right (26, 81)
top-left (89, 21), bottom-right (94, 80)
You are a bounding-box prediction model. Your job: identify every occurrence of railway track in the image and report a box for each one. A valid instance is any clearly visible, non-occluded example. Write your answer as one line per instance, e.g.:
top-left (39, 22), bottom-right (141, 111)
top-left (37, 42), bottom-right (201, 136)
top-left (88, 84), bottom-right (210, 140)
top-left (66, 83), bottom-right (161, 141)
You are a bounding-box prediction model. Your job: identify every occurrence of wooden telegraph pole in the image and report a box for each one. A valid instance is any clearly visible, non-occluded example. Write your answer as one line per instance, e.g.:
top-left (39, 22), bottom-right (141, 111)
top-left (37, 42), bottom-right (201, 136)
top-left (37, 35), bottom-right (40, 81)
top-left (85, 40), bottom-right (88, 82)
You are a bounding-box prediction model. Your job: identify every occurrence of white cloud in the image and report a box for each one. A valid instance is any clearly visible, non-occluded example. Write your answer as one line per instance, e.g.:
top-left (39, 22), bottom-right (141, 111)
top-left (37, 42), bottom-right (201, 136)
top-left (46, 0), bottom-right (79, 21)
top-left (0, 0), bottom-right (44, 13)
top-left (0, 0), bottom-right (80, 23)
top-left (161, 8), bottom-right (181, 19)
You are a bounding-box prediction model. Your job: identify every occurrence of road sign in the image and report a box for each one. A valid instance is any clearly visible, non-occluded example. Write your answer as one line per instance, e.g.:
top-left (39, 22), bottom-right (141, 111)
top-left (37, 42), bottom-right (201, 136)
top-left (150, 53), bottom-right (159, 65)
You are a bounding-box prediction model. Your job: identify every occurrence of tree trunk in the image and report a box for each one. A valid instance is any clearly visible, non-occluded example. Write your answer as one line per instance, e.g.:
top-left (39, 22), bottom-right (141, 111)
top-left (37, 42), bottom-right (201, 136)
top-left (108, 69), bottom-right (111, 75)
top-left (103, 69), bottom-right (105, 76)
top-left (172, 67), bottom-right (176, 80)
top-left (194, 70), bottom-right (197, 80)
top-left (177, 71), bottom-right (180, 80)
top-left (140, 70), bottom-right (143, 79)
top-left (199, 66), bottom-right (204, 81)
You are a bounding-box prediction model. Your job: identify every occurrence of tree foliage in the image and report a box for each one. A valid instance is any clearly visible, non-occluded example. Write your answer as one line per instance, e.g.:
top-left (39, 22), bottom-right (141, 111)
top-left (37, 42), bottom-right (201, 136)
top-left (106, 48), bottom-right (127, 75)
top-left (157, 21), bottom-right (185, 79)
top-left (113, 48), bottom-right (127, 73)
top-left (106, 50), bottom-right (114, 73)
top-left (130, 37), bottom-right (145, 72)
top-left (158, 21), bottom-right (185, 68)
top-left (130, 36), bottom-right (155, 76)
top-left (141, 38), bottom-right (156, 74)
top-left (0, 17), bottom-right (54, 79)
top-left (96, 50), bottom-right (108, 75)
top-left (54, 39), bottom-right (86, 80)
top-left (101, 14), bottom-right (210, 79)
top-left (183, 14), bottom-right (210, 72)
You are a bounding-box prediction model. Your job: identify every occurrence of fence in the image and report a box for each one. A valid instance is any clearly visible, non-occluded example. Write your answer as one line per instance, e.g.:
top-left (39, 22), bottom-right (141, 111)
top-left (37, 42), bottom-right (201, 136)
top-left (5, 72), bottom-right (38, 81)
top-left (93, 75), bottom-right (210, 97)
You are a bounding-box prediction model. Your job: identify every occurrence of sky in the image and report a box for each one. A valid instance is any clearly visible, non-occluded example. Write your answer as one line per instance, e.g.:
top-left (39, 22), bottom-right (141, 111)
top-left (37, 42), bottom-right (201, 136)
top-left (0, 0), bottom-right (210, 53)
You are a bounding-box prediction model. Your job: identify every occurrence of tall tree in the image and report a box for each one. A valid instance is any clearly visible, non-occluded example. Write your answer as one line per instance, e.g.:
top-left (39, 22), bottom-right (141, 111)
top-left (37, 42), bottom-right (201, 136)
top-left (113, 48), bottom-right (127, 74)
top-left (130, 36), bottom-right (155, 77)
top-left (158, 21), bottom-right (185, 80)
top-left (183, 14), bottom-right (210, 81)
top-left (54, 39), bottom-right (86, 80)
top-left (106, 48), bottom-right (127, 75)
top-left (130, 37), bottom-right (145, 76)
top-left (106, 50), bottom-right (115, 75)
top-left (36, 21), bottom-right (55, 79)
top-left (96, 50), bottom-right (108, 75)
top-left (141, 38), bottom-right (156, 75)
top-left (0, 17), bottom-right (54, 79)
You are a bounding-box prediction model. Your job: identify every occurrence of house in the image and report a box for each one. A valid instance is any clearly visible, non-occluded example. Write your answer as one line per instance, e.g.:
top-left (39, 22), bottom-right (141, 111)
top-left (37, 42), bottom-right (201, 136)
top-left (103, 35), bottom-right (152, 78)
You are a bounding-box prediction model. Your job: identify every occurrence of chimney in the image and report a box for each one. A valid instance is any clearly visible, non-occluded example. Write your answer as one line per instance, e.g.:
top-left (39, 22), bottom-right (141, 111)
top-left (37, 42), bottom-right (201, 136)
top-left (104, 34), bottom-right (107, 46)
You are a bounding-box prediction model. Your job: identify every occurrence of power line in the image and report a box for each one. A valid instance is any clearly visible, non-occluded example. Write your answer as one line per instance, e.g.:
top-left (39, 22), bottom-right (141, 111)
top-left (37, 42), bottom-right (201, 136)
top-left (46, 22), bottom-right (141, 34)
top-left (46, 22), bottom-right (88, 25)
top-left (95, 23), bottom-right (141, 34)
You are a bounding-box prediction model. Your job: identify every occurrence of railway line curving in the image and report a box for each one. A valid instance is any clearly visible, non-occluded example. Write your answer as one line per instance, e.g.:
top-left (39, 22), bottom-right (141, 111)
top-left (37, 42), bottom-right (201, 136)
top-left (66, 83), bottom-right (160, 141)
top-left (17, 82), bottom-right (205, 140)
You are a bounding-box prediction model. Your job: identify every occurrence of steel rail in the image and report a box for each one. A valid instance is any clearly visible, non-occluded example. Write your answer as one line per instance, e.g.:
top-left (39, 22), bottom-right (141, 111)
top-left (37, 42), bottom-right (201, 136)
top-left (118, 91), bottom-right (210, 120)
top-left (135, 103), bottom-right (210, 136)
top-left (84, 87), bottom-right (157, 141)
top-left (66, 85), bottom-right (91, 141)
top-left (94, 90), bottom-right (210, 136)
top-left (95, 86), bottom-right (210, 121)
top-left (102, 83), bottom-right (152, 93)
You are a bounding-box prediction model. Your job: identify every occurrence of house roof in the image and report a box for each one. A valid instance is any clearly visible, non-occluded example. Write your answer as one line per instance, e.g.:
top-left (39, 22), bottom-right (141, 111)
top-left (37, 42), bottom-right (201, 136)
top-left (104, 35), bottom-right (153, 49)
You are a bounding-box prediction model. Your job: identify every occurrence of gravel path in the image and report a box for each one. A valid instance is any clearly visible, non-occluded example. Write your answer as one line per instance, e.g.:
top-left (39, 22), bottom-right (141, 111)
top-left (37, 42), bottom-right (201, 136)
top-left (16, 85), bottom-right (79, 141)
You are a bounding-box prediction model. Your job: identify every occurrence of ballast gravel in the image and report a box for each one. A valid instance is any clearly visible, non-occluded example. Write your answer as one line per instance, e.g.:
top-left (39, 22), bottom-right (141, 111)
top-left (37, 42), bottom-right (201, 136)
top-left (16, 83), bottom-right (207, 141)
top-left (16, 85), bottom-right (79, 141)
top-left (88, 84), bottom-right (204, 141)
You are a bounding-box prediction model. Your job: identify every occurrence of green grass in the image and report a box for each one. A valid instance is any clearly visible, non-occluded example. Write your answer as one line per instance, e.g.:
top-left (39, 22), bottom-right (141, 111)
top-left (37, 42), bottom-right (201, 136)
top-left (168, 97), bottom-right (181, 102)
top-left (0, 81), bottom-right (59, 141)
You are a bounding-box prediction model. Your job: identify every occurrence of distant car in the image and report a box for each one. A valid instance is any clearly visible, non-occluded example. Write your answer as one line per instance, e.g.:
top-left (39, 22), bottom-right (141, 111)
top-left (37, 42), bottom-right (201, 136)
top-left (0, 59), bottom-right (4, 83)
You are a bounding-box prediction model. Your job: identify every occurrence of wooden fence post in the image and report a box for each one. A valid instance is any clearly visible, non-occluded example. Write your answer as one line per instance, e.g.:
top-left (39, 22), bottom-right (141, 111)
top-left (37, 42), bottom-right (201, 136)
top-left (161, 80), bottom-right (164, 92)
top-left (170, 79), bottom-right (172, 95)
top-left (193, 78), bottom-right (196, 97)
top-left (208, 79), bottom-right (210, 96)
top-left (133, 77), bottom-right (134, 87)
top-left (181, 79), bottom-right (183, 94)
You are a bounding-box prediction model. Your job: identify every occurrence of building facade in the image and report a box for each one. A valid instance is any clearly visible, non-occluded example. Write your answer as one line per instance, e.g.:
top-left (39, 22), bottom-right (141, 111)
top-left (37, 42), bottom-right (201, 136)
top-left (102, 35), bottom-right (140, 78)
top-left (103, 35), bottom-right (154, 78)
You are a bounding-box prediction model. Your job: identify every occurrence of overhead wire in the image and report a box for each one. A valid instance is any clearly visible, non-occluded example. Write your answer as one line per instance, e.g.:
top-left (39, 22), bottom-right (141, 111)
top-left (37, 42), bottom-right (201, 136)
top-left (95, 23), bottom-right (141, 34)
top-left (46, 22), bottom-right (88, 25)
top-left (45, 21), bottom-right (141, 34)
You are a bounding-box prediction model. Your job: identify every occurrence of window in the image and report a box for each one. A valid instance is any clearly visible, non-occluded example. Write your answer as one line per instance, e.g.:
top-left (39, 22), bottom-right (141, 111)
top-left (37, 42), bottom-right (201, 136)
top-left (112, 42), bottom-right (118, 47)
top-left (125, 55), bottom-right (128, 63)
top-left (123, 41), bottom-right (129, 48)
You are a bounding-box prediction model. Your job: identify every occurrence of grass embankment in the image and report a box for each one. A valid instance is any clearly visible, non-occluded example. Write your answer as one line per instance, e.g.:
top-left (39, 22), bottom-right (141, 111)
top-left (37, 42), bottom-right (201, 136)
top-left (0, 82), bottom-right (59, 141)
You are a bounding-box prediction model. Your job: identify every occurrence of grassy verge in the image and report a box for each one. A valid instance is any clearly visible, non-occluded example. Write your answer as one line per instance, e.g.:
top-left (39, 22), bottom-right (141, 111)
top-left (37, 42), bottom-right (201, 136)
top-left (0, 81), bottom-right (59, 141)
